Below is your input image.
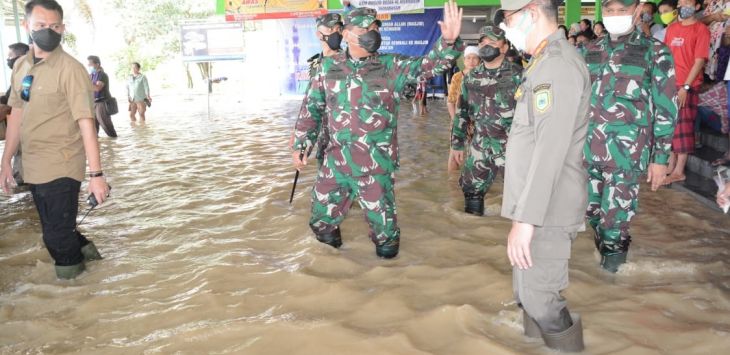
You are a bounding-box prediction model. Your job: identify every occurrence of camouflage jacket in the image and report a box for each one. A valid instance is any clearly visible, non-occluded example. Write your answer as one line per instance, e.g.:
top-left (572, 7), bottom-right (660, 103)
top-left (580, 30), bottom-right (678, 172)
top-left (293, 37), bottom-right (464, 176)
top-left (451, 59), bottom-right (522, 155)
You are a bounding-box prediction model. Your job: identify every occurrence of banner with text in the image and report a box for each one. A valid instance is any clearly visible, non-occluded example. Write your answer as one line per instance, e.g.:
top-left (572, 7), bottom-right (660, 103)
top-left (225, 0), bottom-right (327, 21)
top-left (348, 0), bottom-right (425, 14)
top-left (181, 22), bottom-right (246, 62)
top-left (379, 8), bottom-right (442, 57)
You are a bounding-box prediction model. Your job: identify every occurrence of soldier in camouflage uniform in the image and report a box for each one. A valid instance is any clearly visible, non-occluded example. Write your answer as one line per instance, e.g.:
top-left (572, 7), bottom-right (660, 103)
top-left (289, 13), bottom-right (344, 166)
top-left (449, 25), bottom-right (522, 216)
top-left (581, 0), bottom-right (678, 273)
top-left (291, 2), bottom-right (465, 258)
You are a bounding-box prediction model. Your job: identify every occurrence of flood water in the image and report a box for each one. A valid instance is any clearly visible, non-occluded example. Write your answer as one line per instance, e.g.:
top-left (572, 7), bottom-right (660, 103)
top-left (1, 94), bottom-right (730, 354)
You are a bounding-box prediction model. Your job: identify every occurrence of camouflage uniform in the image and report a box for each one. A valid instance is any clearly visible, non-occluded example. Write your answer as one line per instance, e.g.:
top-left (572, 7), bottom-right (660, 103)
top-left (581, 28), bottom-right (678, 265)
top-left (451, 27), bottom-right (521, 209)
top-left (293, 8), bottom-right (463, 257)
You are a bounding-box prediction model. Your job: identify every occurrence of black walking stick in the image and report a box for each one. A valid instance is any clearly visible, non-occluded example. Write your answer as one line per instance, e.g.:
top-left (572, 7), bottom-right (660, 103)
top-left (290, 147), bottom-right (314, 204)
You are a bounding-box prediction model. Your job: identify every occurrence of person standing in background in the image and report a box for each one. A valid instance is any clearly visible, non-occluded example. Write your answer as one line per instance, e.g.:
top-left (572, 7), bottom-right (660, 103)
top-left (87, 55), bottom-right (117, 137)
top-left (127, 62), bottom-right (151, 122)
top-left (664, 0), bottom-right (710, 183)
top-left (700, 0), bottom-right (730, 80)
top-left (447, 46), bottom-right (480, 171)
top-left (655, 0), bottom-right (679, 42)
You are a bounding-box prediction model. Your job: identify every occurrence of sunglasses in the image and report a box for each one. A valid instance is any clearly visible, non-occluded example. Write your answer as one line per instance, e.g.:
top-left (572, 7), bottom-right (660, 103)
top-left (20, 75), bottom-right (33, 102)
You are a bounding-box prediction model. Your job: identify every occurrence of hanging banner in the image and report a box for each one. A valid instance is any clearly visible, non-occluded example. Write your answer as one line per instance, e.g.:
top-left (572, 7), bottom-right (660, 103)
top-left (348, 0), bottom-right (425, 14)
top-left (379, 8), bottom-right (442, 57)
top-left (181, 22), bottom-right (246, 62)
top-left (225, 0), bottom-right (327, 21)
top-left (278, 18), bottom-right (322, 95)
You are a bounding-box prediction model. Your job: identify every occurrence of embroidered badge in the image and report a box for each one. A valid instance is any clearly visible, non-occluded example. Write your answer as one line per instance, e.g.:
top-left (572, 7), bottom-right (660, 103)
top-left (533, 84), bottom-right (552, 113)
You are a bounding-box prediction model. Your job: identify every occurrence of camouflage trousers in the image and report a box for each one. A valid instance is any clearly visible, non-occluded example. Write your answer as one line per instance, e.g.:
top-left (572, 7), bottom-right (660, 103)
top-left (459, 144), bottom-right (503, 197)
top-left (310, 165), bottom-right (399, 248)
top-left (585, 166), bottom-right (640, 255)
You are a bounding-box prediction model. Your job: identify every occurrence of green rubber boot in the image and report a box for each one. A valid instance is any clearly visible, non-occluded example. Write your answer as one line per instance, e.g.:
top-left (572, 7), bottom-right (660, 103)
top-left (81, 242), bottom-right (103, 261)
top-left (55, 262), bottom-right (85, 280)
top-left (600, 252), bottom-right (627, 273)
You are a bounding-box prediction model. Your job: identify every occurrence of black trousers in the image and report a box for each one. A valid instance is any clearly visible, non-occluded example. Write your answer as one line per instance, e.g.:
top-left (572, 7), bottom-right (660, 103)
top-left (30, 177), bottom-right (90, 266)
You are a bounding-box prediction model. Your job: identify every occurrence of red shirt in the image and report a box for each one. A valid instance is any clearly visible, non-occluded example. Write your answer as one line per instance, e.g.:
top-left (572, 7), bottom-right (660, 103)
top-left (664, 21), bottom-right (710, 88)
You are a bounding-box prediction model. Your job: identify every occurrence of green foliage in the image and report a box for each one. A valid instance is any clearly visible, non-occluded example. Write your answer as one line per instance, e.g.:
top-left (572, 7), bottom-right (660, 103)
top-left (109, 0), bottom-right (213, 80)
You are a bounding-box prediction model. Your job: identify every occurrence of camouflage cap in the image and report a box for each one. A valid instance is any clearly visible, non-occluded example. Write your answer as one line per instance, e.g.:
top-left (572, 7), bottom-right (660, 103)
top-left (344, 7), bottom-right (382, 28)
top-left (602, 0), bottom-right (639, 6)
top-left (479, 25), bottom-right (505, 41)
top-left (500, 0), bottom-right (532, 11)
top-left (316, 13), bottom-right (343, 28)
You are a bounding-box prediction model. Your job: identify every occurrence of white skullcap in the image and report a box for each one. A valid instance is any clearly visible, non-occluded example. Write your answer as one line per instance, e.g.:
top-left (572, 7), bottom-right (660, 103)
top-left (464, 46), bottom-right (479, 57)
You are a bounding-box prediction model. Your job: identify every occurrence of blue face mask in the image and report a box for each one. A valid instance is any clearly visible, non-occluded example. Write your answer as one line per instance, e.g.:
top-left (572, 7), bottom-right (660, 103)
top-left (88, 66), bottom-right (96, 74)
top-left (679, 6), bottom-right (696, 20)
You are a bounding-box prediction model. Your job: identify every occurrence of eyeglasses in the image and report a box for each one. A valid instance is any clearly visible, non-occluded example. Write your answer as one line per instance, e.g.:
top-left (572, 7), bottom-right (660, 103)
top-left (32, 23), bottom-right (63, 32)
top-left (21, 75), bottom-right (33, 102)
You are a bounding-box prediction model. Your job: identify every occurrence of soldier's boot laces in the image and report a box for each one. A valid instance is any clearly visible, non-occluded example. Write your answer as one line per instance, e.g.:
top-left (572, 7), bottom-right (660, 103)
top-left (55, 262), bottom-right (86, 280)
top-left (541, 309), bottom-right (585, 353)
top-left (81, 241), bottom-right (103, 261)
top-left (464, 194), bottom-right (485, 216)
top-left (316, 228), bottom-right (343, 249)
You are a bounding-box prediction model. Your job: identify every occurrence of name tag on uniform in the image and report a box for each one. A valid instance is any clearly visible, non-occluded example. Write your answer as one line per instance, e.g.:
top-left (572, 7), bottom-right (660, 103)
top-left (585, 51), bottom-right (602, 64)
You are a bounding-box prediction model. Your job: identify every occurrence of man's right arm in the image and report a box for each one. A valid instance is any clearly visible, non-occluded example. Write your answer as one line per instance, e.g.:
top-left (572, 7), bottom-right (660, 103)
top-left (451, 79), bottom-right (471, 151)
top-left (292, 69), bottom-right (325, 152)
top-left (1, 107), bottom-right (22, 192)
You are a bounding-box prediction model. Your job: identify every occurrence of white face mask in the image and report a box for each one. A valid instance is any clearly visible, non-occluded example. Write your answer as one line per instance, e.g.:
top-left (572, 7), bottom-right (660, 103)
top-left (603, 15), bottom-right (634, 35)
top-left (499, 11), bottom-right (533, 52)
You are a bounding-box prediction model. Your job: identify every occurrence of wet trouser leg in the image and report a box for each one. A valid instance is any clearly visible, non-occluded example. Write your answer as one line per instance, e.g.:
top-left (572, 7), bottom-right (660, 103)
top-left (95, 102), bottom-right (118, 137)
top-left (513, 227), bottom-right (575, 334)
top-left (585, 166), bottom-right (639, 255)
top-left (310, 166), bottom-right (355, 236)
top-left (309, 167), bottom-right (399, 248)
top-left (357, 173), bottom-right (399, 249)
top-left (459, 146), bottom-right (497, 197)
top-left (29, 178), bottom-right (89, 266)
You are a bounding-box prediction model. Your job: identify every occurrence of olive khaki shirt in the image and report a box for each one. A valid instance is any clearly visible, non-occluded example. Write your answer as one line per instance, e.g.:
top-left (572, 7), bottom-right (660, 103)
top-left (501, 30), bottom-right (590, 230)
top-left (7, 46), bottom-right (95, 184)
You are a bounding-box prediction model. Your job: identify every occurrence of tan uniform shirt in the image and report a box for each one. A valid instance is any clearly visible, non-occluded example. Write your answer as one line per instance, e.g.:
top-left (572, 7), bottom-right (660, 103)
top-left (501, 30), bottom-right (590, 230)
top-left (8, 46), bottom-right (95, 184)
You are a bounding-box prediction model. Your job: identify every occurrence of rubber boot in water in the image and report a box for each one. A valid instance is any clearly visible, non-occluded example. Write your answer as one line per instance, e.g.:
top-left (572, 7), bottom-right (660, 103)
top-left (81, 241), bottom-right (103, 261)
top-left (376, 237), bottom-right (399, 259)
top-left (464, 194), bottom-right (484, 216)
top-left (315, 228), bottom-right (342, 249)
top-left (541, 310), bottom-right (584, 352)
top-left (55, 262), bottom-right (86, 280)
top-left (600, 252), bottom-right (627, 273)
top-left (523, 309), bottom-right (542, 338)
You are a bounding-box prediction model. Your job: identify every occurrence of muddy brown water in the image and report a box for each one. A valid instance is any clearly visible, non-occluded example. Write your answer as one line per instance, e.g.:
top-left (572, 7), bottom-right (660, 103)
top-left (1, 95), bottom-right (729, 354)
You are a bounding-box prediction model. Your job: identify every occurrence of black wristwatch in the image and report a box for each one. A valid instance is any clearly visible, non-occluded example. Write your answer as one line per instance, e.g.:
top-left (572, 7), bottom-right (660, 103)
top-left (682, 84), bottom-right (691, 92)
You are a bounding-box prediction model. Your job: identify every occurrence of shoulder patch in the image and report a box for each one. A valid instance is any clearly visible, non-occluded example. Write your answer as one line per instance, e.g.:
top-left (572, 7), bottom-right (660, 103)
top-left (533, 84), bottom-right (552, 114)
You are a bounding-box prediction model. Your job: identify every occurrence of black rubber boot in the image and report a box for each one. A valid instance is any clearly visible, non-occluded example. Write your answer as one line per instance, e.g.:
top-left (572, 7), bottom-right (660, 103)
top-left (541, 311), bottom-right (584, 352)
top-left (523, 309), bottom-right (542, 338)
top-left (55, 262), bottom-right (85, 280)
top-left (315, 228), bottom-right (342, 249)
top-left (375, 244), bottom-right (399, 259)
top-left (600, 252), bottom-right (627, 273)
top-left (81, 241), bottom-right (103, 261)
top-left (464, 194), bottom-right (484, 216)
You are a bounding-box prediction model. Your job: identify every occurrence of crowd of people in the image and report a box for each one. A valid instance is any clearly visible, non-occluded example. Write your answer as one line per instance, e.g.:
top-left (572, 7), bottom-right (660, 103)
top-left (289, 0), bottom-right (730, 352)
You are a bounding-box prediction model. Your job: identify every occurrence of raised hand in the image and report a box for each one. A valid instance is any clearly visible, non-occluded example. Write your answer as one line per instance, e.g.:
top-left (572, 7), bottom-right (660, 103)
top-left (438, 0), bottom-right (463, 42)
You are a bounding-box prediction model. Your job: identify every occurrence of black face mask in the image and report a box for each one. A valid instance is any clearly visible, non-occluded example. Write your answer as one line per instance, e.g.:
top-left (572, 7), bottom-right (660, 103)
top-left (321, 32), bottom-right (342, 51)
top-left (31, 28), bottom-right (63, 52)
top-left (478, 45), bottom-right (500, 63)
top-left (7, 57), bottom-right (18, 70)
top-left (358, 30), bottom-right (382, 53)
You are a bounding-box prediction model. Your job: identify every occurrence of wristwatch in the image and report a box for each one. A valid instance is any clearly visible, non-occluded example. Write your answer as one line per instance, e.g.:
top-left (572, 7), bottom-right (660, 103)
top-left (683, 84), bottom-right (691, 91)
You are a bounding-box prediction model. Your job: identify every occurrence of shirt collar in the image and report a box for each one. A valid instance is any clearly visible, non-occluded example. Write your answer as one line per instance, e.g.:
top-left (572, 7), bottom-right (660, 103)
top-left (26, 45), bottom-right (64, 68)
